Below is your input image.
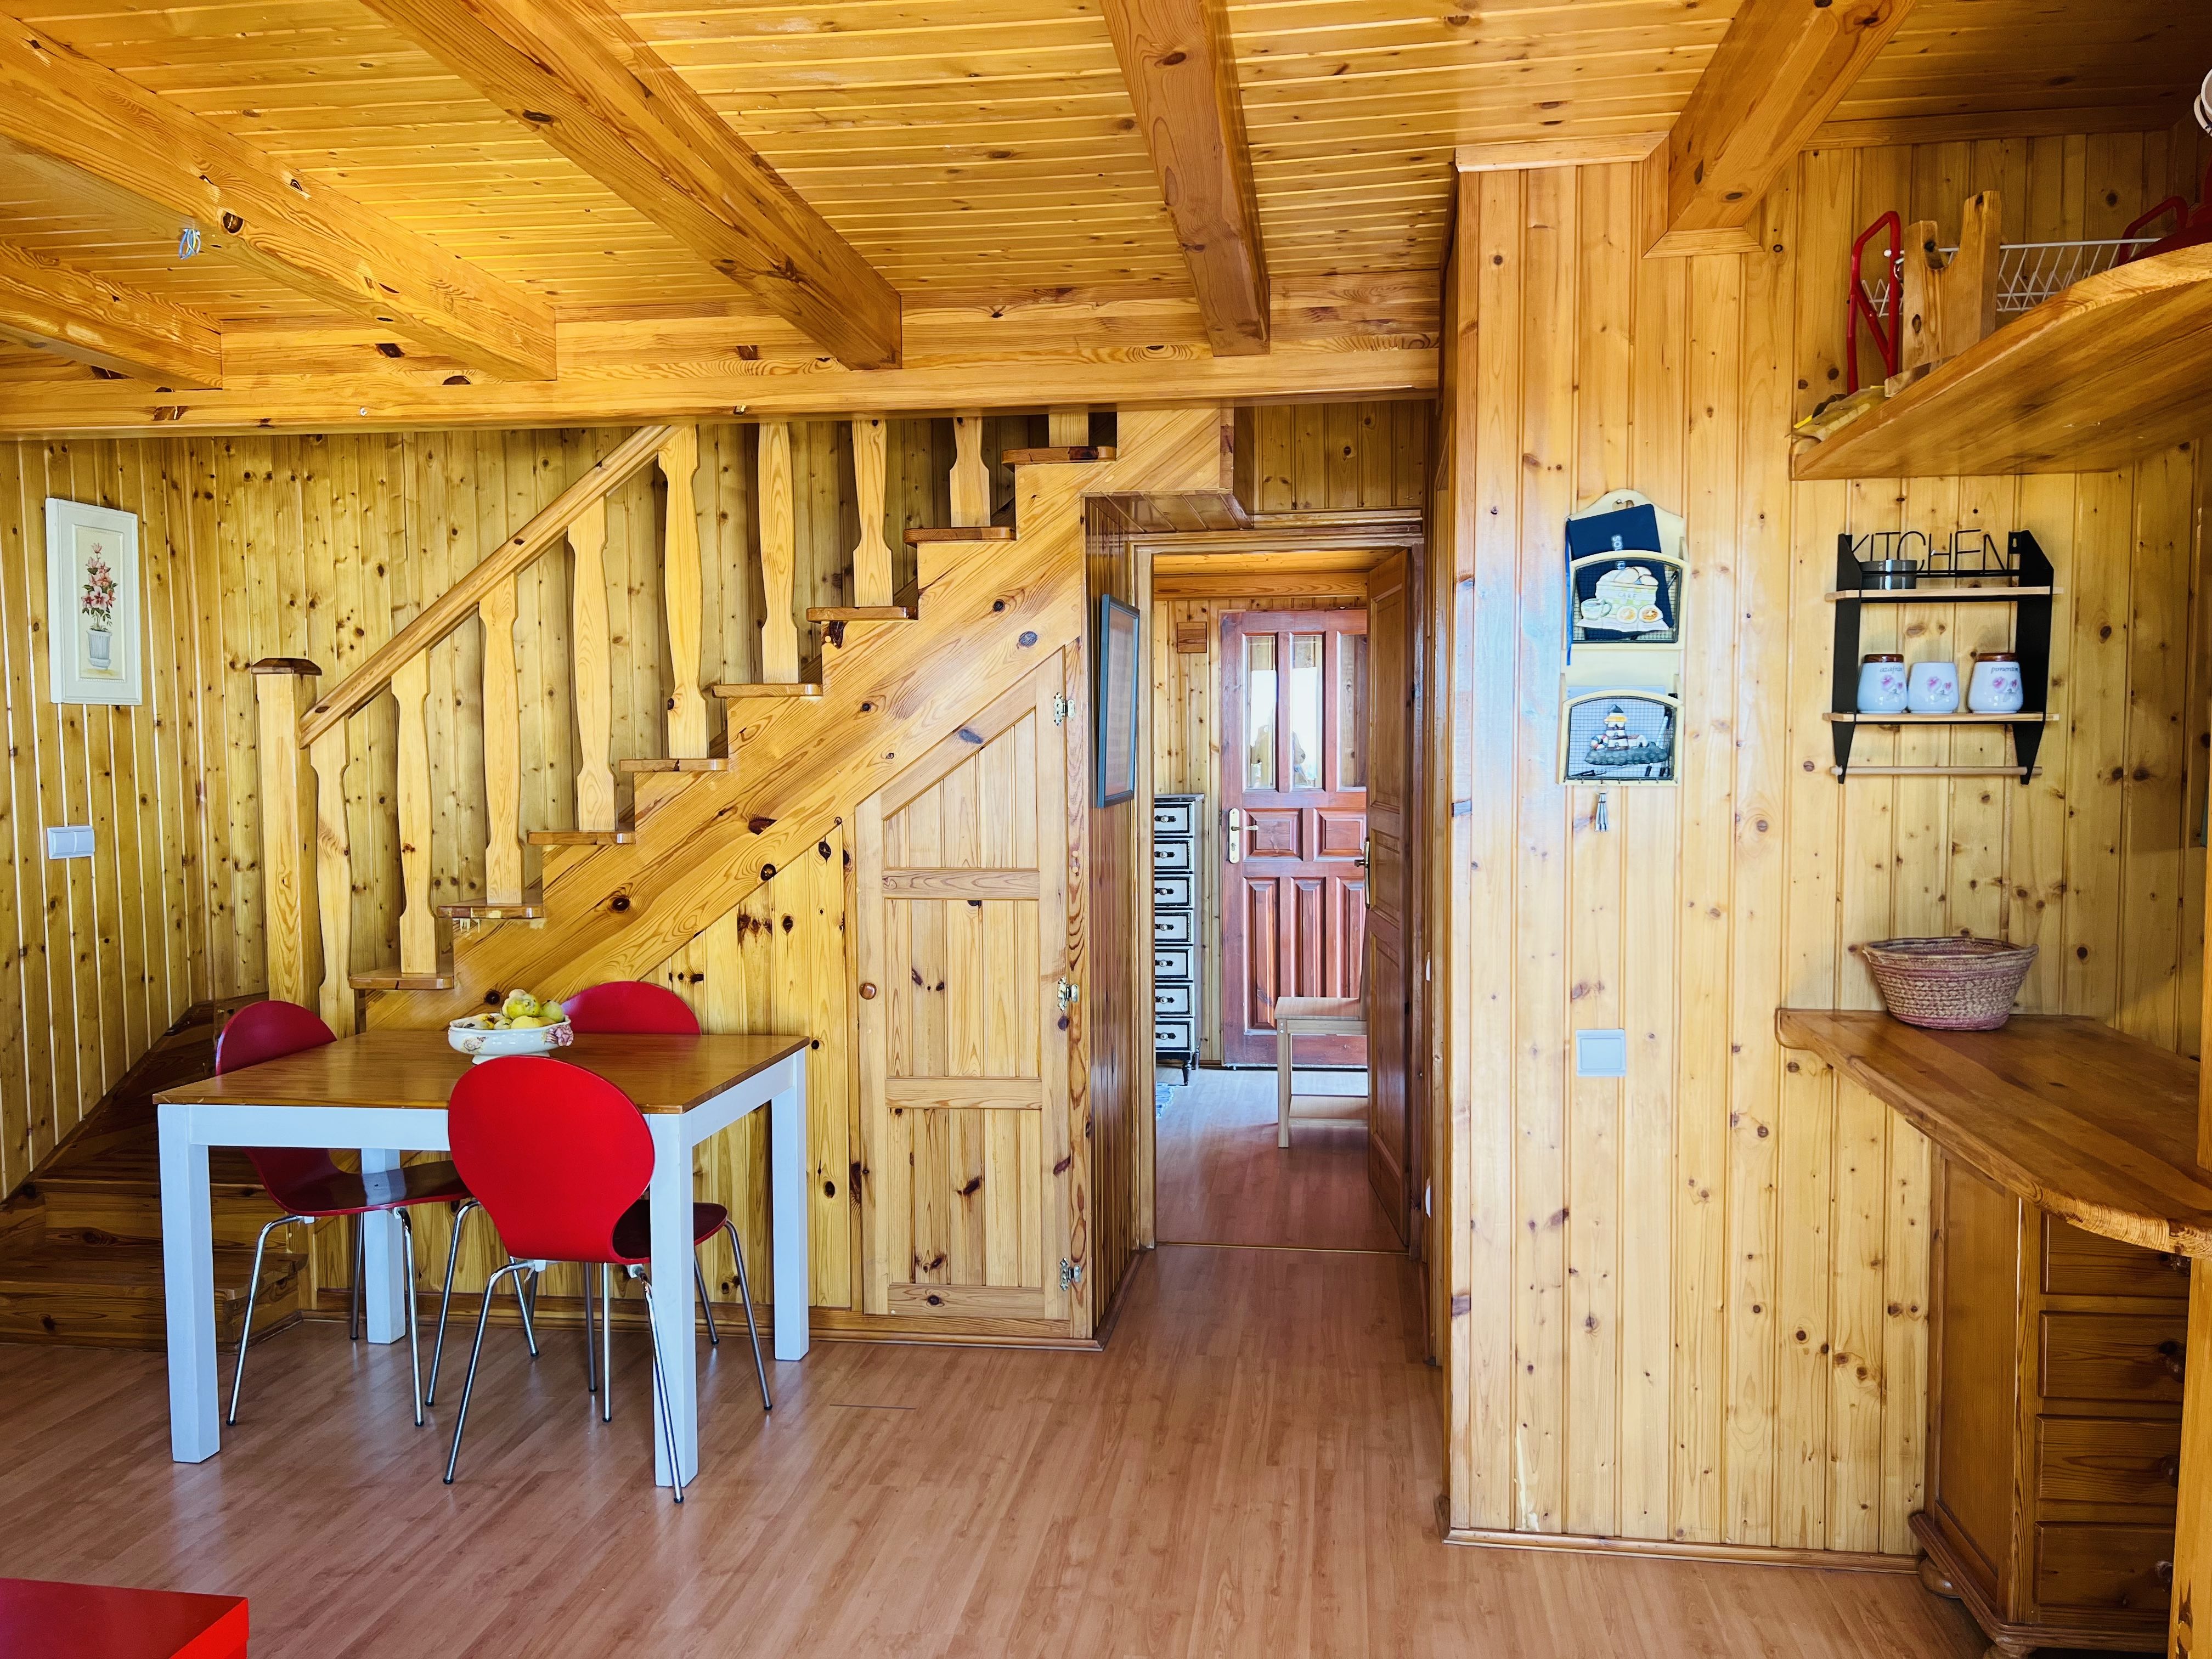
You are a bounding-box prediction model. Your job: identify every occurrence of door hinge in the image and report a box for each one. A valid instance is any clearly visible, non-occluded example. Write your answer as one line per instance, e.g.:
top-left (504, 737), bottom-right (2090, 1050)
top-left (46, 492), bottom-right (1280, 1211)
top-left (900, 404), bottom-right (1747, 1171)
top-left (1051, 692), bottom-right (1072, 726)
top-left (1060, 1259), bottom-right (1084, 1290)
top-left (1057, 977), bottom-right (1080, 1011)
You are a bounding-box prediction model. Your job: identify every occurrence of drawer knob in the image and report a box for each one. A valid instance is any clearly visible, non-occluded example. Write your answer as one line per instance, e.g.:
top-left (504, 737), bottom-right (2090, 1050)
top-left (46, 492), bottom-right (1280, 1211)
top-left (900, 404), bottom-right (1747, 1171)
top-left (859, 982), bottom-right (878, 1001)
top-left (2158, 1339), bottom-right (2187, 1381)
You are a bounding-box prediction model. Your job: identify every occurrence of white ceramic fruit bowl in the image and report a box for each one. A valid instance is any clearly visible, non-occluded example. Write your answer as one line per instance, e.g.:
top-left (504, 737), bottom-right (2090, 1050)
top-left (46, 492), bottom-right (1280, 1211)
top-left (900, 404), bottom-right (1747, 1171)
top-left (447, 1018), bottom-right (575, 1063)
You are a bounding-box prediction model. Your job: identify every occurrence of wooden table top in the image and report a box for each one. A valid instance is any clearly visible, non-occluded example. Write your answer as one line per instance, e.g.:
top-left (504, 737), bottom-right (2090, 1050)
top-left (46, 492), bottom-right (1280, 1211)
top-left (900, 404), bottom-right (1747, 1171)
top-left (1776, 1009), bottom-right (2212, 1258)
top-left (156, 1029), bottom-right (811, 1116)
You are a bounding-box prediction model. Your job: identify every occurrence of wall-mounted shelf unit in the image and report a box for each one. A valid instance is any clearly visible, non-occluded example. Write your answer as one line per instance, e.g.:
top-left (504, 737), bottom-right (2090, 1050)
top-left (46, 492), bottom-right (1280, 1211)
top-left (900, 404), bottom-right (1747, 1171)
top-left (1830, 530), bottom-right (2053, 783)
top-left (1792, 244), bottom-right (2212, 479)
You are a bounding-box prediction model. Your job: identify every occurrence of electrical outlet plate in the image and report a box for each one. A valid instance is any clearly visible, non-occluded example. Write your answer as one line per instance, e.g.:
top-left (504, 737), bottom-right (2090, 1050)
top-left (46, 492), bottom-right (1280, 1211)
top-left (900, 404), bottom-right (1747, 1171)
top-left (1575, 1028), bottom-right (1628, 1078)
top-left (45, 825), bottom-right (94, 860)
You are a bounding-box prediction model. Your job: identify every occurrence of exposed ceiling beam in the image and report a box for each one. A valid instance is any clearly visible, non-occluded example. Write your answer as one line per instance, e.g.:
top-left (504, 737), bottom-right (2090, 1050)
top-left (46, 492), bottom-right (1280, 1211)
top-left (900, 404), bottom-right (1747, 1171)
top-left (1102, 0), bottom-right (1271, 356)
top-left (0, 10), bottom-right (555, 380)
top-left (360, 0), bottom-right (902, 372)
top-left (1640, 0), bottom-right (1921, 256)
top-left (0, 243), bottom-right (221, 387)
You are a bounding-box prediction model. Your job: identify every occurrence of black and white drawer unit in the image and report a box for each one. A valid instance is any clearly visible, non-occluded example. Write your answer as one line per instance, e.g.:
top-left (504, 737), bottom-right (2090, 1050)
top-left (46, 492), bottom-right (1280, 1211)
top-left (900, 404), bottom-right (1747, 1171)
top-left (1152, 792), bottom-right (1201, 1083)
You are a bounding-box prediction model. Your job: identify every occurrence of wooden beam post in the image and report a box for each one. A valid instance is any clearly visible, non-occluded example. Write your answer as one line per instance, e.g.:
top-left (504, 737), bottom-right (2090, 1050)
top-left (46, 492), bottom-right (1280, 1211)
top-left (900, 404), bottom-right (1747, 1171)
top-left (1101, 0), bottom-right (1271, 353)
top-left (758, 422), bottom-right (799, 682)
top-left (0, 7), bottom-right (555, 378)
top-left (569, 498), bottom-right (615, 833)
top-left (0, 243), bottom-right (222, 387)
top-left (658, 425), bottom-right (708, 758)
top-left (250, 660), bottom-right (319, 1007)
top-left (359, 0), bottom-right (900, 369)
top-left (1639, 0), bottom-right (1921, 256)
top-left (479, 578), bottom-right (524, 904)
top-left (391, 651), bottom-right (436, 978)
top-left (851, 416), bottom-right (893, 608)
top-left (951, 413), bottom-right (990, 528)
top-left (307, 726), bottom-right (356, 1033)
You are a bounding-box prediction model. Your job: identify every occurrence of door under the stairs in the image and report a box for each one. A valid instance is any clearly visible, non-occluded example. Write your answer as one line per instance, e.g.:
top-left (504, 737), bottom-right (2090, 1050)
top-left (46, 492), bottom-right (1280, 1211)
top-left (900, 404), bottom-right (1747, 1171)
top-left (853, 658), bottom-right (1088, 1338)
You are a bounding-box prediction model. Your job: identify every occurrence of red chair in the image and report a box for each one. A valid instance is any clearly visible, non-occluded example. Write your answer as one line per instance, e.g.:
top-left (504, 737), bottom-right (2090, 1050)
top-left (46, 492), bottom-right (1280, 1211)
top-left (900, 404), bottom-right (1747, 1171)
top-left (444, 1056), bottom-right (758, 1500)
top-left (564, 981), bottom-right (769, 1414)
top-left (219, 1000), bottom-right (474, 1429)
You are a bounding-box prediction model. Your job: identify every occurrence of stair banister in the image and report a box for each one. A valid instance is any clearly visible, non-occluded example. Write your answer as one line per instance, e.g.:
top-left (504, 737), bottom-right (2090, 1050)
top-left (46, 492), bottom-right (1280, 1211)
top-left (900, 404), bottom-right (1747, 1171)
top-left (658, 427), bottom-right (708, 757)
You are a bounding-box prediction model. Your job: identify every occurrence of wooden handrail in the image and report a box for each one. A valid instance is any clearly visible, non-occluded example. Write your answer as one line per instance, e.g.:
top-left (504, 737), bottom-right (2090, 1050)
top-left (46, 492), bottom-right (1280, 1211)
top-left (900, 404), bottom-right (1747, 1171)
top-left (297, 422), bottom-right (673, 748)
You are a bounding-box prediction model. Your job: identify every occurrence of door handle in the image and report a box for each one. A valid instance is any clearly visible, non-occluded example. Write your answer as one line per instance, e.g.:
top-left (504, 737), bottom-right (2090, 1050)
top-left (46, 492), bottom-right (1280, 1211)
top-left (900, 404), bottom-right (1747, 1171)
top-left (1357, 836), bottom-right (1370, 906)
top-left (1225, 807), bottom-right (1243, 865)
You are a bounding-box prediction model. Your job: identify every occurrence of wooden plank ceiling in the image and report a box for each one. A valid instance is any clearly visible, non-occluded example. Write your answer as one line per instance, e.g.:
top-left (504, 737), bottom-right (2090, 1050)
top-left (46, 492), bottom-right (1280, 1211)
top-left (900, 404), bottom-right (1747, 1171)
top-left (0, 0), bottom-right (2204, 386)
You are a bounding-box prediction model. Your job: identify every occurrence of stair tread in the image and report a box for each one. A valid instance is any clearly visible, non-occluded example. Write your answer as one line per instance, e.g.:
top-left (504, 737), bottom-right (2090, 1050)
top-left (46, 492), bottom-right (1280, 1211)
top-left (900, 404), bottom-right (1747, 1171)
top-left (712, 682), bottom-right (823, 699)
top-left (438, 889), bottom-right (544, 919)
top-left (349, 962), bottom-right (456, 991)
top-left (806, 605), bottom-right (913, 622)
top-left (1002, 445), bottom-right (1116, 465)
top-left (903, 526), bottom-right (1013, 545)
top-left (618, 757), bottom-right (731, 774)
top-left (0, 1237), bottom-right (296, 1297)
top-left (529, 828), bottom-right (637, 845)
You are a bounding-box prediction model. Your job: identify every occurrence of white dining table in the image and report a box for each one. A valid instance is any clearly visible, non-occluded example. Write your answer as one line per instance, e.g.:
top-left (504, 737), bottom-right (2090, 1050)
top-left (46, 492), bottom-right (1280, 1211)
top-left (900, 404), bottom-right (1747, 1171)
top-left (154, 1028), bottom-right (810, 1488)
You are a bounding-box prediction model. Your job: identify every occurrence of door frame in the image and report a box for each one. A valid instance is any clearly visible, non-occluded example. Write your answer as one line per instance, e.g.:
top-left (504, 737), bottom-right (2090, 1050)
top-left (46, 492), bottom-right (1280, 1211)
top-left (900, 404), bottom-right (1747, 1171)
top-left (1132, 517), bottom-right (1430, 1266)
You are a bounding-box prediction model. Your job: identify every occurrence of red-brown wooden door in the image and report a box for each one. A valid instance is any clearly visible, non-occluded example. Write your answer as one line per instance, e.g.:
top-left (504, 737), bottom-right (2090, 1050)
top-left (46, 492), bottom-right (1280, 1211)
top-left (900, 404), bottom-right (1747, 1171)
top-left (1218, 608), bottom-right (1368, 1065)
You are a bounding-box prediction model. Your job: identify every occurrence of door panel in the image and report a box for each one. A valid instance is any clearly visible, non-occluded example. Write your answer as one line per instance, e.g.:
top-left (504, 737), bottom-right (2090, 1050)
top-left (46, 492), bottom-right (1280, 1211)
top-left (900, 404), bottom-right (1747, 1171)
top-left (1220, 608), bottom-right (1370, 1065)
top-left (1364, 554), bottom-right (1411, 1242)
top-left (857, 661), bottom-right (1076, 1330)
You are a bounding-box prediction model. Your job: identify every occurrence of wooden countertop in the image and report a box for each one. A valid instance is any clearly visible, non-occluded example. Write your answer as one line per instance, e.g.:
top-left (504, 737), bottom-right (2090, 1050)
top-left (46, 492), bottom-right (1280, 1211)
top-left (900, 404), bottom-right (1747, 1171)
top-left (1775, 1010), bottom-right (2212, 1259)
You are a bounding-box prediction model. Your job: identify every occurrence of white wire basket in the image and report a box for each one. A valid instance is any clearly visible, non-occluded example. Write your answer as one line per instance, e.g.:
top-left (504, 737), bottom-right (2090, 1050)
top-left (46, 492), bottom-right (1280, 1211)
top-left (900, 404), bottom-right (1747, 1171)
top-left (1861, 238), bottom-right (2160, 319)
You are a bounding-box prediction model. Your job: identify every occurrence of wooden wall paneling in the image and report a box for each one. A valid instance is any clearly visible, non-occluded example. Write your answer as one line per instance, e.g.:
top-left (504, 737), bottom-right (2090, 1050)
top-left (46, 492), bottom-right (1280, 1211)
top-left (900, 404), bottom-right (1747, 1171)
top-left (55, 444), bottom-right (115, 1101)
top-left (152, 443), bottom-right (202, 1008)
top-left (0, 440), bottom-right (41, 1182)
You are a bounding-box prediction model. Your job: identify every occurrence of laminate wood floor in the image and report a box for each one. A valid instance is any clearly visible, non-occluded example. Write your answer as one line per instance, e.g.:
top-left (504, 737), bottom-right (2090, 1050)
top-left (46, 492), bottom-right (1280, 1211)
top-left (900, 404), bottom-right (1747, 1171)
top-left (0, 1242), bottom-right (1987, 1658)
top-left (1156, 1065), bottom-right (1403, 1251)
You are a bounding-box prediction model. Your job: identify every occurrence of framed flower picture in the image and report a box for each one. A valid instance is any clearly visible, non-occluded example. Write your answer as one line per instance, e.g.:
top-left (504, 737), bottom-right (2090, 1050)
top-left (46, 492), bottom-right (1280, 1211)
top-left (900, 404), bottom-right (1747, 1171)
top-left (45, 498), bottom-right (142, 706)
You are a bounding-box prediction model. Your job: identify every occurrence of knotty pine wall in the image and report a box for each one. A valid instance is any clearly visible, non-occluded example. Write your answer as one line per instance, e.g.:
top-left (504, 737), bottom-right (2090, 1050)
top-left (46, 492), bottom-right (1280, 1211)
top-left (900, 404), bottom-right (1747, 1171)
top-left (1435, 129), bottom-right (2212, 1558)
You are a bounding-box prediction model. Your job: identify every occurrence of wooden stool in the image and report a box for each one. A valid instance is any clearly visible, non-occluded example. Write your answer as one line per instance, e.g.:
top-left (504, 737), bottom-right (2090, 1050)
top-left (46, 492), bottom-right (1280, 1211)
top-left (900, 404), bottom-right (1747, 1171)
top-left (1273, 995), bottom-right (1368, 1148)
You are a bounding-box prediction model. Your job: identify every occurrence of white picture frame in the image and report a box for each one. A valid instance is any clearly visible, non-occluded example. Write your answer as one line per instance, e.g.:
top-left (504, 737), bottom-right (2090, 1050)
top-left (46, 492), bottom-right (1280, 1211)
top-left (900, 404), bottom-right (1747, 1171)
top-left (44, 497), bottom-right (142, 706)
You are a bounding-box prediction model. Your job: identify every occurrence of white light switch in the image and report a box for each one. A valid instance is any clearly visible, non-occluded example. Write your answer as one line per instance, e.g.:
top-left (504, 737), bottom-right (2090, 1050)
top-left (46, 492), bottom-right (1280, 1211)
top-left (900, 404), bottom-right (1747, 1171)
top-left (1575, 1028), bottom-right (1628, 1078)
top-left (45, 825), bottom-right (94, 860)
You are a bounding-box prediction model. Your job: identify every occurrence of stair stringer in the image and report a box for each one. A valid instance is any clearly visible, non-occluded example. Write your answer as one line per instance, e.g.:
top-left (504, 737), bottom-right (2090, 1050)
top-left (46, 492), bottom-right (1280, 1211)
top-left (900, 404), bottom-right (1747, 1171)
top-left (366, 404), bottom-right (1231, 1029)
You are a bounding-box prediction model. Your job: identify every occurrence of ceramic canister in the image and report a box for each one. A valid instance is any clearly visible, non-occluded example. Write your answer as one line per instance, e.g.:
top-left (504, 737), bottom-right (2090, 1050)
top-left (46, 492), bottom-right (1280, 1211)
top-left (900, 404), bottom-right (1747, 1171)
top-left (1908, 659), bottom-right (1961, 715)
top-left (1967, 651), bottom-right (2024, 714)
top-left (1857, 652), bottom-right (1908, 714)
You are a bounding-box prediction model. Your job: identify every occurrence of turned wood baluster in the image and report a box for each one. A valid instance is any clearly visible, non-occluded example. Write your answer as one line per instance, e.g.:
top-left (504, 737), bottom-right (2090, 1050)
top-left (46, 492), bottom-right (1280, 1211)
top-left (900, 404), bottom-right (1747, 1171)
top-left (250, 658), bottom-right (320, 1008)
top-left (568, 496), bottom-right (615, 833)
top-left (659, 425), bottom-right (707, 757)
top-left (480, 576), bottom-right (523, 905)
top-left (758, 421), bottom-right (799, 682)
top-left (951, 410), bottom-right (989, 528)
top-left (851, 416), bottom-right (892, 608)
top-left (392, 651), bottom-right (435, 978)
top-left (307, 725), bottom-right (354, 1032)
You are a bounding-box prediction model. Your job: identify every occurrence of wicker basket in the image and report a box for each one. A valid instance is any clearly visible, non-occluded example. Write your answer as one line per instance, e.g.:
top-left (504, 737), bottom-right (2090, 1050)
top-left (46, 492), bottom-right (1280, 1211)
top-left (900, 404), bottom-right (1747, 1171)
top-left (1859, 936), bottom-right (2038, 1031)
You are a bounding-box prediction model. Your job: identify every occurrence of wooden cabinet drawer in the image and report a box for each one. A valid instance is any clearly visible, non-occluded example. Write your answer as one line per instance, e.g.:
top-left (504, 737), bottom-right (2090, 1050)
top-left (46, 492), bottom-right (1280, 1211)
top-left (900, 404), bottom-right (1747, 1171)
top-left (1155, 1018), bottom-right (1194, 1053)
top-left (2035, 1417), bottom-right (2184, 1509)
top-left (1153, 874), bottom-right (1193, 908)
top-left (1152, 799), bottom-right (1196, 837)
top-left (2040, 1312), bottom-right (2190, 1404)
top-left (1153, 911), bottom-right (1190, 945)
top-left (1151, 838), bottom-right (1192, 873)
top-left (1154, 983), bottom-right (1192, 1017)
top-left (1154, 946), bottom-right (1193, 982)
top-left (2033, 1523), bottom-right (2174, 1615)
top-left (2044, 1218), bottom-right (2192, 1301)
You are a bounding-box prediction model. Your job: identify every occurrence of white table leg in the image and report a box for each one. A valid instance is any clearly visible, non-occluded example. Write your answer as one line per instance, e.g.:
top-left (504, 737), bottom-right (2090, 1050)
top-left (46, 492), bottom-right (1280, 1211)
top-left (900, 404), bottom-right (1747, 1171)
top-left (770, 1053), bottom-right (810, 1363)
top-left (647, 1117), bottom-right (698, 1488)
top-left (158, 1105), bottom-right (219, 1463)
top-left (357, 1148), bottom-right (409, 1344)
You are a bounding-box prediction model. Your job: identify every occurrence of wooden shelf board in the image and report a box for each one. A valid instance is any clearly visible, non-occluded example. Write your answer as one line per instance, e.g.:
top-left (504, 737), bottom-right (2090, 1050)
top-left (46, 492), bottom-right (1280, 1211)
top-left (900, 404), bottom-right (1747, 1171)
top-left (617, 757), bottom-right (731, 774)
top-left (1823, 712), bottom-right (2051, 724)
top-left (902, 527), bottom-right (1014, 545)
top-left (1825, 586), bottom-right (2056, 603)
top-left (1791, 245), bottom-right (2212, 479)
top-left (1831, 765), bottom-right (2041, 778)
top-left (437, 890), bottom-right (544, 919)
top-left (1002, 445), bottom-right (1117, 465)
top-left (805, 606), bottom-right (913, 623)
top-left (527, 828), bottom-right (637, 846)
top-left (349, 963), bottom-right (456, 991)
top-left (1774, 1011), bottom-right (2212, 1257)
top-left (710, 682), bottom-right (822, 699)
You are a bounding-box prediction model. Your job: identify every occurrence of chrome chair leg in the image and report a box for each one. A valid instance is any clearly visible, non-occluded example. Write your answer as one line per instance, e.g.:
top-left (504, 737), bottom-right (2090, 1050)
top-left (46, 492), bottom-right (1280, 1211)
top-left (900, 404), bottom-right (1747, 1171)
top-left (583, 1260), bottom-right (599, 1396)
top-left (349, 1215), bottom-right (364, 1341)
top-left (426, 1198), bottom-right (478, 1403)
top-left (444, 1260), bottom-right (528, 1486)
top-left (721, 1219), bottom-right (772, 1412)
top-left (693, 1251), bottom-right (720, 1347)
top-left (227, 1215), bottom-right (296, 1427)
top-left (398, 1209), bottom-right (424, 1427)
top-left (513, 1259), bottom-right (541, 1358)
top-left (600, 1263), bottom-right (614, 1423)
top-left (636, 1276), bottom-right (686, 1504)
